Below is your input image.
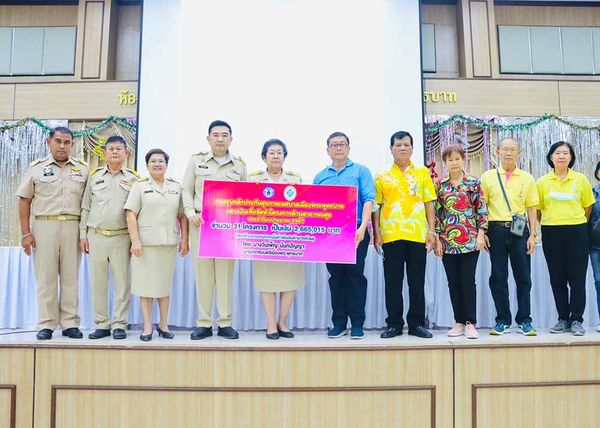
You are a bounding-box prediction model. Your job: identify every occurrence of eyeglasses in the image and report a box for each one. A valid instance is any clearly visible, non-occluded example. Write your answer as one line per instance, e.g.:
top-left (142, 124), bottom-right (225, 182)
top-left (329, 143), bottom-right (348, 149)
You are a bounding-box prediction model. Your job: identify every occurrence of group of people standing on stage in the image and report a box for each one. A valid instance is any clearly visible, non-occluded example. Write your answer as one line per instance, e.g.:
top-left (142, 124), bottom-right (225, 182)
top-left (17, 121), bottom-right (600, 342)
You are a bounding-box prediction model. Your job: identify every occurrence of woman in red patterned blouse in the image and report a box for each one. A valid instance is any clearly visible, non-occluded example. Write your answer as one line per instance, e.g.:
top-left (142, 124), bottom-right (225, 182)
top-left (434, 145), bottom-right (488, 339)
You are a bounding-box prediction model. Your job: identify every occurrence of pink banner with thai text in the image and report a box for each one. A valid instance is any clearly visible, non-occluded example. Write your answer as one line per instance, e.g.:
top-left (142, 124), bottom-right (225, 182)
top-left (199, 180), bottom-right (358, 263)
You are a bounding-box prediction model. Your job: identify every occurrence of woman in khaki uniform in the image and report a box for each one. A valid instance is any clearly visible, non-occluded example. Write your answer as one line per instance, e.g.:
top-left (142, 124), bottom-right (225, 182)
top-left (249, 139), bottom-right (304, 339)
top-left (125, 149), bottom-right (189, 341)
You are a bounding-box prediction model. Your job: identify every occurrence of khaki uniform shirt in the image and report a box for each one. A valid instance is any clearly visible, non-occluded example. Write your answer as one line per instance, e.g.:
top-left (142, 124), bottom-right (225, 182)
top-left (80, 166), bottom-right (139, 238)
top-left (182, 151), bottom-right (247, 219)
top-left (16, 154), bottom-right (88, 216)
top-left (248, 169), bottom-right (302, 184)
top-left (124, 177), bottom-right (183, 246)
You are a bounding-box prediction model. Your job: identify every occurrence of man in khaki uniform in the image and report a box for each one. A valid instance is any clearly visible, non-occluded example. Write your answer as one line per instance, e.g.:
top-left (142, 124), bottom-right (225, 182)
top-left (80, 136), bottom-right (138, 340)
top-left (182, 120), bottom-right (247, 340)
top-left (17, 127), bottom-right (88, 340)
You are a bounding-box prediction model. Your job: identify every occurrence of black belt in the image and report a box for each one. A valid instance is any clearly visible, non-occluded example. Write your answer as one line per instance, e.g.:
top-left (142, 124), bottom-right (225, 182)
top-left (488, 221), bottom-right (511, 228)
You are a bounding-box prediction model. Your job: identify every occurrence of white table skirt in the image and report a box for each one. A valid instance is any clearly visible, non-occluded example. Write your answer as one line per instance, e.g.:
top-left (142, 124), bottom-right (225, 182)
top-left (1, 246), bottom-right (598, 330)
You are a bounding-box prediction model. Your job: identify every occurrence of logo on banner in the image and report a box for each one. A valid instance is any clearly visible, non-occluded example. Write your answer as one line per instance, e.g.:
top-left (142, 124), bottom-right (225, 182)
top-left (263, 186), bottom-right (275, 199)
top-left (284, 185), bottom-right (297, 201)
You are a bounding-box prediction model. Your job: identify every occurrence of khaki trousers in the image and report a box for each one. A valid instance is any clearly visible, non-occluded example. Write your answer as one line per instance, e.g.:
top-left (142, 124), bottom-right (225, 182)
top-left (88, 231), bottom-right (131, 329)
top-left (31, 220), bottom-right (81, 330)
top-left (190, 223), bottom-right (234, 327)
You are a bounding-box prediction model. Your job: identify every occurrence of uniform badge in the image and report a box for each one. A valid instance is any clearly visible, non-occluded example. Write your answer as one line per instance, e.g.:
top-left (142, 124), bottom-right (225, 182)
top-left (43, 166), bottom-right (54, 176)
top-left (70, 166), bottom-right (83, 177)
top-left (120, 180), bottom-right (131, 186)
top-left (167, 190), bottom-right (179, 194)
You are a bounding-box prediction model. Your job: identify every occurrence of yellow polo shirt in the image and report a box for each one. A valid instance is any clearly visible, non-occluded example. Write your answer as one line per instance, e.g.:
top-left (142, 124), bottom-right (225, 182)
top-left (375, 162), bottom-right (436, 244)
top-left (537, 169), bottom-right (595, 226)
top-left (480, 167), bottom-right (539, 221)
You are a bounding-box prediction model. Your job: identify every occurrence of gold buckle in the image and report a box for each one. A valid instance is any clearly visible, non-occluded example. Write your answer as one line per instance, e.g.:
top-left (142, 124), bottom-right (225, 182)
top-left (57, 215), bottom-right (66, 221)
top-left (101, 230), bottom-right (111, 236)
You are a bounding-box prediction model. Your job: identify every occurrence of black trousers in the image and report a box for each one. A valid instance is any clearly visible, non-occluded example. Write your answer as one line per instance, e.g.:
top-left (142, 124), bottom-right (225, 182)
top-left (326, 230), bottom-right (370, 328)
top-left (382, 239), bottom-right (427, 329)
top-left (541, 224), bottom-right (589, 323)
top-left (487, 224), bottom-right (532, 325)
top-left (442, 251), bottom-right (480, 324)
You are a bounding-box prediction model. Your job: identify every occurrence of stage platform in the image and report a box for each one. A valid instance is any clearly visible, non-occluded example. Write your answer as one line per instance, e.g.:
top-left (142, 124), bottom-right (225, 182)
top-left (2, 329), bottom-right (600, 428)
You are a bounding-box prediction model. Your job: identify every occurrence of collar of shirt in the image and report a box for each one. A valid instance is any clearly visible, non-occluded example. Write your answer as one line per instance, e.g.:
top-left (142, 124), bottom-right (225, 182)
top-left (440, 171), bottom-right (470, 186)
top-left (549, 168), bottom-right (574, 182)
top-left (46, 154), bottom-right (77, 168)
top-left (101, 166), bottom-right (126, 176)
top-left (497, 166), bottom-right (522, 176)
top-left (327, 158), bottom-right (354, 173)
top-left (148, 176), bottom-right (168, 193)
top-left (206, 151), bottom-right (232, 164)
top-left (391, 161), bottom-right (415, 176)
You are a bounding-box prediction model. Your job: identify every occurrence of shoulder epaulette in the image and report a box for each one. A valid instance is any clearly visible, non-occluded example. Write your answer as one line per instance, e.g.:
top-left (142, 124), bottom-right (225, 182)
top-left (137, 177), bottom-right (149, 182)
top-left (194, 151), bottom-right (209, 156)
top-left (250, 170), bottom-right (263, 176)
top-left (30, 157), bottom-right (47, 166)
top-left (74, 158), bottom-right (88, 166)
top-left (167, 177), bottom-right (179, 183)
top-left (90, 166), bottom-right (104, 176)
top-left (233, 155), bottom-right (246, 166)
top-left (286, 170), bottom-right (300, 177)
top-left (125, 168), bottom-right (140, 178)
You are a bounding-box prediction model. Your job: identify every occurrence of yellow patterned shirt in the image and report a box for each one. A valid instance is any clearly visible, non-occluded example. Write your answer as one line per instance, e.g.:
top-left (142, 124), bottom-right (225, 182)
top-left (375, 162), bottom-right (436, 244)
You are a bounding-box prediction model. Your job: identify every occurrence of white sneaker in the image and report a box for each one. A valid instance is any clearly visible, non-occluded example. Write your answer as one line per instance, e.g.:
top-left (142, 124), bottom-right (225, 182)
top-left (447, 323), bottom-right (465, 337)
top-left (465, 322), bottom-right (479, 339)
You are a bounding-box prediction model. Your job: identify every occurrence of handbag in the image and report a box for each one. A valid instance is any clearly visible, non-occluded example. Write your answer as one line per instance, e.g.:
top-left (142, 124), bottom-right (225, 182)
top-left (496, 169), bottom-right (527, 237)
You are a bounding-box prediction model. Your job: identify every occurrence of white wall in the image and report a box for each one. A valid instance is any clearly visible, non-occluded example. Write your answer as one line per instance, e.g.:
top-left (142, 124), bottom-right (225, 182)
top-left (137, 0), bottom-right (425, 180)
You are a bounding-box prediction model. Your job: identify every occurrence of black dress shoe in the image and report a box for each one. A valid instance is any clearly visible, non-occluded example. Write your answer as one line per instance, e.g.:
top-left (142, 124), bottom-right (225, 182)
top-left (156, 325), bottom-right (174, 339)
top-left (380, 326), bottom-right (403, 339)
top-left (217, 326), bottom-right (239, 339)
top-left (266, 332), bottom-right (280, 340)
top-left (277, 327), bottom-right (294, 338)
top-left (190, 327), bottom-right (213, 340)
top-left (139, 331), bottom-right (153, 342)
top-left (62, 327), bottom-right (83, 339)
top-left (88, 329), bottom-right (111, 339)
top-left (36, 329), bottom-right (53, 340)
top-left (408, 325), bottom-right (433, 338)
top-left (112, 329), bottom-right (127, 340)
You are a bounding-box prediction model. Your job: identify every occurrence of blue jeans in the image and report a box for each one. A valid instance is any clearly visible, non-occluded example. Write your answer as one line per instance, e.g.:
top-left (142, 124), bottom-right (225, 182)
top-left (487, 223), bottom-right (532, 325)
top-left (591, 248), bottom-right (600, 318)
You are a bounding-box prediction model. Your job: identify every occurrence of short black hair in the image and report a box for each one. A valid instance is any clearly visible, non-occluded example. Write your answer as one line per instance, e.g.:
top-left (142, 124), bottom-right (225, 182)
top-left (49, 126), bottom-right (73, 140)
top-left (546, 141), bottom-right (575, 169)
top-left (104, 135), bottom-right (127, 148)
top-left (208, 120), bottom-right (232, 135)
top-left (145, 148), bottom-right (169, 165)
top-left (326, 131), bottom-right (350, 147)
top-left (594, 161), bottom-right (600, 181)
top-left (261, 139), bottom-right (288, 159)
top-left (390, 131), bottom-right (413, 147)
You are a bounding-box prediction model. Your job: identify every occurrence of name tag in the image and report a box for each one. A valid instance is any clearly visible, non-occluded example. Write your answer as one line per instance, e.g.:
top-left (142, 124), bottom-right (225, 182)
top-left (144, 190), bottom-right (154, 194)
top-left (120, 180), bottom-right (131, 186)
top-left (96, 180), bottom-right (105, 185)
top-left (198, 164), bottom-right (209, 169)
top-left (167, 190), bottom-right (179, 194)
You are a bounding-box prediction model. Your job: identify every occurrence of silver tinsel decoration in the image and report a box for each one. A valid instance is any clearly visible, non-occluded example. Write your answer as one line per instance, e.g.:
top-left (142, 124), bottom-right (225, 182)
top-left (0, 120), bottom-right (67, 246)
top-left (498, 116), bottom-right (600, 182)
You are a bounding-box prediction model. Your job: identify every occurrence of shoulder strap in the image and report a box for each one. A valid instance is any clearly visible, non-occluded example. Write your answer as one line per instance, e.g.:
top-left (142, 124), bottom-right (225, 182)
top-left (496, 169), bottom-right (512, 213)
